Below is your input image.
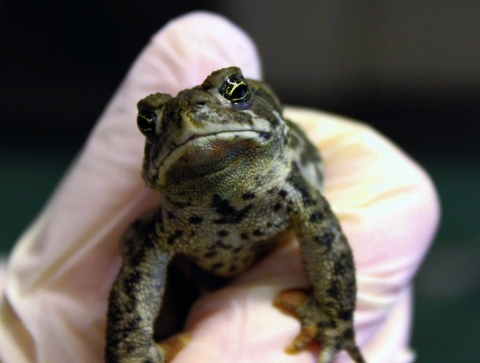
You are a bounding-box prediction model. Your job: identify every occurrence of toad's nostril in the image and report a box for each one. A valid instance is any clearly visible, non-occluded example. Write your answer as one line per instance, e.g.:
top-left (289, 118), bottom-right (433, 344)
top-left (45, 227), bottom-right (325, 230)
top-left (197, 101), bottom-right (206, 107)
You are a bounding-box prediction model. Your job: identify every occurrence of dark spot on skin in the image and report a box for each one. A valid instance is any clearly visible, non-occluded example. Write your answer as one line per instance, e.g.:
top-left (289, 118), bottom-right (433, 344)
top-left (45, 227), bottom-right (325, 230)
top-left (334, 261), bottom-right (345, 275)
top-left (126, 316), bottom-right (141, 332)
top-left (253, 229), bottom-right (264, 236)
top-left (327, 285), bottom-right (340, 299)
top-left (278, 189), bottom-right (287, 198)
top-left (130, 216), bottom-right (157, 247)
top-left (167, 104), bottom-right (183, 126)
top-left (211, 194), bottom-right (234, 214)
top-left (234, 112), bottom-right (254, 126)
top-left (317, 320), bottom-right (337, 330)
top-left (213, 240), bottom-right (232, 249)
top-left (273, 203), bottom-right (282, 211)
top-left (126, 245), bottom-right (145, 268)
top-left (309, 211), bottom-right (324, 222)
top-left (125, 299), bottom-right (135, 314)
top-left (313, 229), bottom-right (336, 250)
top-left (143, 234), bottom-right (156, 250)
top-left (167, 230), bottom-right (183, 245)
top-left (123, 319), bottom-right (140, 340)
top-left (124, 271), bottom-right (142, 289)
top-left (343, 328), bottom-right (354, 340)
top-left (327, 276), bottom-right (356, 310)
top-left (125, 342), bottom-right (135, 354)
top-left (334, 252), bottom-right (355, 277)
top-left (211, 194), bottom-right (252, 224)
top-left (325, 301), bottom-right (335, 308)
top-left (232, 246), bottom-right (243, 253)
top-left (266, 222), bottom-right (272, 228)
top-left (338, 309), bottom-right (353, 321)
top-left (189, 215), bottom-right (203, 224)
top-left (167, 212), bottom-right (176, 219)
top-left (241, 191), bottom-right (255, 200)
top-left (204, 251), bottom-right (218, 258)
top-left (229, 265), bottom-right (237, 273)
top-left (334, 341), bottom-right (342, 351)
top-left (218, 230), bottom-right (229, 237)
top-left (240, 233), bottom-right (248, 240)
top-left (166, 196), bottom-right (191, 208)
top-left (107, 291), bottom-right (124, 326)
top-left (211, 262), bottom-right (224, 270)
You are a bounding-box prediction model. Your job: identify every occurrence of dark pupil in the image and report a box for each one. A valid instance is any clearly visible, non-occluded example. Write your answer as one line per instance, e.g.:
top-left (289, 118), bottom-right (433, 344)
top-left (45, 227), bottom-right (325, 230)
top-left (231, 84), bottom-right (248, 101)
top-left (137, 111), bottom-right (156, 131)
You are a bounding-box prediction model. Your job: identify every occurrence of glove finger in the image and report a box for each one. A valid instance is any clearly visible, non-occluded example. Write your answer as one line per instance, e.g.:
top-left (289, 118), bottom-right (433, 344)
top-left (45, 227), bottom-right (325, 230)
top-left (0, 11), bottom-right (261, 363)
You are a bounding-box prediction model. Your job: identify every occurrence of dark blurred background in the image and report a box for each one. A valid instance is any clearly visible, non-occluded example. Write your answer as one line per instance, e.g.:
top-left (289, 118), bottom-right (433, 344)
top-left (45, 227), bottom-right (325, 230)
top-left (1, 1), bottom-right (479, 361)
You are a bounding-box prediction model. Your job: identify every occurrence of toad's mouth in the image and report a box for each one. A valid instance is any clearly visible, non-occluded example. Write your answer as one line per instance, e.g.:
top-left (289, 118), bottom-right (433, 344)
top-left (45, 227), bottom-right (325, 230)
top-left (155, 130), bottom-right (272, 174)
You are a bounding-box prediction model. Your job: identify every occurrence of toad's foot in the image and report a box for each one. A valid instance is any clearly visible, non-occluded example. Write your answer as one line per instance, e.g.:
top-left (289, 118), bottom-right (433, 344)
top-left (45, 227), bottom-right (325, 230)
top-left (157, 334), bottom-right (190, 362)
top-left (274, 288), bottom-right (366, 363)
top-left (274, 288), bottom-right (317, 353)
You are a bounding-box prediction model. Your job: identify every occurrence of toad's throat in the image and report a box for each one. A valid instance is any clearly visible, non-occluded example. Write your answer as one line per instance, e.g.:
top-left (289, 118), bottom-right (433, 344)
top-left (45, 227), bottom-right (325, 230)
top-left (157, 130), bottom-right (271, 174)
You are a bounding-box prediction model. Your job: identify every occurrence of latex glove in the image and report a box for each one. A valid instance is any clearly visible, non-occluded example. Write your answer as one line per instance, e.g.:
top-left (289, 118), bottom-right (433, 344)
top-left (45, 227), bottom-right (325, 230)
top-left (0, 11), bottom-right (439, 363)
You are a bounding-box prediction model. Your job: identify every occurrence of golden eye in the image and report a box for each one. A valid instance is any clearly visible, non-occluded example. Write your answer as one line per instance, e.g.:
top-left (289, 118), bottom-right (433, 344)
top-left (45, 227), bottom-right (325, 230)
top-left (137, 110), bottom-right (156, 136)
top-left (219, 74), bottom-right (251, 104)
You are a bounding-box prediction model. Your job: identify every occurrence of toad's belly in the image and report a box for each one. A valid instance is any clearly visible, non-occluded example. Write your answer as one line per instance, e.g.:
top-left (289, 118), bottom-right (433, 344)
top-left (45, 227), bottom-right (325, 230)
top-left (183, 229), bottom-right (289, 277)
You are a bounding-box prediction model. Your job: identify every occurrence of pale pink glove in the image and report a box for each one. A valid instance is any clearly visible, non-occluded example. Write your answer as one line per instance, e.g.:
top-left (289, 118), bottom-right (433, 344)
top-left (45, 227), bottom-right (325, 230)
top-left (0, 12), bottom-right (439, 363)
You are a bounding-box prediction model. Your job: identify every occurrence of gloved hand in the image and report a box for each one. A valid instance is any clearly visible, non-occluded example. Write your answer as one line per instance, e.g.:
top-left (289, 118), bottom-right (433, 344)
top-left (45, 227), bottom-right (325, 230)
top-left (0, 11), bottom-right (439, 363)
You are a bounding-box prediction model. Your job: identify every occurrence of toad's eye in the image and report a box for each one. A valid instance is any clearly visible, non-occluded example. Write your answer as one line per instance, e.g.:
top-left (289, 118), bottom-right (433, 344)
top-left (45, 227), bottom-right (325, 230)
top-left (219, 74), bottom-right (251, 104)
top-left (137, 110), bottom-right (157, 137)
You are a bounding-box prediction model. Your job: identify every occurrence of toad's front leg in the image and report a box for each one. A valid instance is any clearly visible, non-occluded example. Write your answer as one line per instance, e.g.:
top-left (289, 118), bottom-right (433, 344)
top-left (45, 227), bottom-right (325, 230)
top-left (278, 179), bottom-right (366, 363)
top-left (105, 212), bottom-right (182, 363)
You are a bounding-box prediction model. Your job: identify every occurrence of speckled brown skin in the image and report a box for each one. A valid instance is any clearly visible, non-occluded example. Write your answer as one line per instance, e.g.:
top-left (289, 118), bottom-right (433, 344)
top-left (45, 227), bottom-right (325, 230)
top-left (105, 67), bottom-right (366, 363)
